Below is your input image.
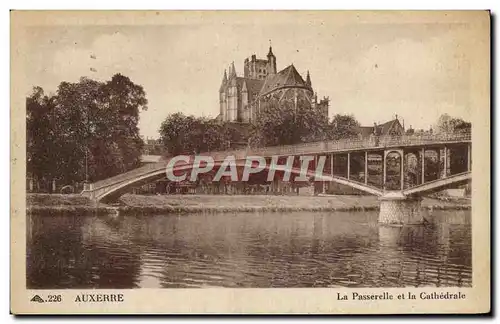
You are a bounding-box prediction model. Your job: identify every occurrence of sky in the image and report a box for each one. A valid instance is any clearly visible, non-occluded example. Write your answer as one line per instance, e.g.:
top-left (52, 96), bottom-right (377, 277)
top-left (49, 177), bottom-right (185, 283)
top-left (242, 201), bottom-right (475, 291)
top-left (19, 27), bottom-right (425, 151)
top-left (20, 12), bottom-right (478, 138)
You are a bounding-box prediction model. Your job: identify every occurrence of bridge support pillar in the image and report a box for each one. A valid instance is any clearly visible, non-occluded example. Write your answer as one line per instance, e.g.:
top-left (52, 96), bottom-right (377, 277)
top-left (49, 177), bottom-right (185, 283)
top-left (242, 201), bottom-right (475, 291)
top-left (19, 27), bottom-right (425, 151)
top-left (421, 147), bottom-right (425, 185)
top-left (442, 146), bottom-right (449, 178)
top-left (347, 153), bottom-right (351, 180)
top-left (83, 181), bottom-right (93, 191)
top-left (81, 182), bottom-right (96, 200)
top-left (467, 143), bottom-right (472, 171)
top-left (378, 193), bottom-right (423, 225)
top-left (364, 151), bottom-right (368, 184)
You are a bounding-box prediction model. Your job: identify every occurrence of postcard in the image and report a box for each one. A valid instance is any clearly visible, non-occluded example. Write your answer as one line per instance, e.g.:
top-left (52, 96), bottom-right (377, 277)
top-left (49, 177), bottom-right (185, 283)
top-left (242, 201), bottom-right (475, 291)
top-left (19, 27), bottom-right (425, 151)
top-left (10, 10), bottom-right (490, 314)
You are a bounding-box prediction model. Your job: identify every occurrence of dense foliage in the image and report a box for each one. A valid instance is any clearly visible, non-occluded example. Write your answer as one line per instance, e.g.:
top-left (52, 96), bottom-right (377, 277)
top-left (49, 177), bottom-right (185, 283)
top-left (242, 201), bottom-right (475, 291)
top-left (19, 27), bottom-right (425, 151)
top-left (249, 98), bottom-right (360, 147)
top-left (249, 98), bottom-right (329, 147)
top-left (159, 99), bottom-right (361, 155)
top-left (159, 113), bottom-right (247, 155)
top-left (435, 113), bottom-right (471, 134)
top-left (329, 114), bottom-right (361, 140)
top-left (27, 74), bottom-right (148, 191)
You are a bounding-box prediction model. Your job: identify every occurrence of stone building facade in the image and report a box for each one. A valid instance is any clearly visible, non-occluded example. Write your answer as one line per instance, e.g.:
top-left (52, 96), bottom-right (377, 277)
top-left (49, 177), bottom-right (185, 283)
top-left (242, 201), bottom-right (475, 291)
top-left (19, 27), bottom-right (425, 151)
top-left (218, 46), bottom-right (329, 123)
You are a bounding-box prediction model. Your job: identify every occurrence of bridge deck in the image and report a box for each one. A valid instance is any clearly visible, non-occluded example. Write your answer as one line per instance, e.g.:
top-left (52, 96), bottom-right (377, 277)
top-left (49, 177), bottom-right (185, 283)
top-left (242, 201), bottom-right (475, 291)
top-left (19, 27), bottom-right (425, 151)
top-left (403, 172), bottom-right (471, 196)
top-left (88, 133), bottom-right (471, 192)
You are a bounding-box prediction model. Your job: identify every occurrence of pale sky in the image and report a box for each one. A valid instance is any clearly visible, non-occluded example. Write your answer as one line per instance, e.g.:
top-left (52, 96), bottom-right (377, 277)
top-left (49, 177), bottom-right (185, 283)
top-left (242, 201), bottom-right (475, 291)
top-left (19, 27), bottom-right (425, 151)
top-left (20, 12), bottom-right (476, 138)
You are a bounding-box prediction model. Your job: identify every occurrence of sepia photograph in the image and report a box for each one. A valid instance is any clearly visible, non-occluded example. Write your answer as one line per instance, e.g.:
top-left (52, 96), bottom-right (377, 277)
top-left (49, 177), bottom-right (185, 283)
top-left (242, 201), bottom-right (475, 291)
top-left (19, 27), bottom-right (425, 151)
top-left (10, 10), bottom-right (490, 314)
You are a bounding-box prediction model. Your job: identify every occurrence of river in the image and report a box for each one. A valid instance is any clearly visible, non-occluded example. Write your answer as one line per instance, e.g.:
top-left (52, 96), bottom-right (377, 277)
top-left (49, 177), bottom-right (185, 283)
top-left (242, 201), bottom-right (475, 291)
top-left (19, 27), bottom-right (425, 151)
top-left (27, 210), bottom-right (471, 288)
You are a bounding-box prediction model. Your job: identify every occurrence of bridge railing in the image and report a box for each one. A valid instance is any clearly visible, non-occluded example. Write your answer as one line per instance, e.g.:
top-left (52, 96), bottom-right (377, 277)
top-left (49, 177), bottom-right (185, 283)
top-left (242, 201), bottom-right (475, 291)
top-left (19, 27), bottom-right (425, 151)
top-left (89, 132), bottom-right (471, 191)
top-left (90, 160), bottom-right (169, 190)
top-left (378, 133), bottom-right (471, 147)
top-left (209, 132), bottom-right (471, 159)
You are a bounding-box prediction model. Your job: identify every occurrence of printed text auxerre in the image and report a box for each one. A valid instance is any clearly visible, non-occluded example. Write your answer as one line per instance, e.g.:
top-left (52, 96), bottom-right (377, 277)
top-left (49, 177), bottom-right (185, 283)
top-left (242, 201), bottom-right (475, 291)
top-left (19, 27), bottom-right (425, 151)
top-left (74, 294), bottom-right (124, 303)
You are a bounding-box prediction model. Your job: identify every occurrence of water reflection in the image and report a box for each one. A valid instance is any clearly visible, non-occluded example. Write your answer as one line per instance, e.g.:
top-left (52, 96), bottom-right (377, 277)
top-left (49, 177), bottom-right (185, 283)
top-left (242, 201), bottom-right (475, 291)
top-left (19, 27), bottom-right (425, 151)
top-left (27, 214), bottom-right (141, 288)
top-left (27, 210), bottom-right (472, 289)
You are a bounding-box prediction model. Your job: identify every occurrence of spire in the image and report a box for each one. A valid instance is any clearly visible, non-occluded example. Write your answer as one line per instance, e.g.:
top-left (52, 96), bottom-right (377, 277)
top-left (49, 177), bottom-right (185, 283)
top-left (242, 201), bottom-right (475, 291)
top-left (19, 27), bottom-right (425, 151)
top-left (267, 41), bottom-right (277, 75)
top-left (230, 61), bottom-right (236, 78)
top-left (306, 70), bottom-right (312, 88)
top-left (267, 40), bottom-right (274, 57)
top-left (220, 69), bottom-right (228, 93)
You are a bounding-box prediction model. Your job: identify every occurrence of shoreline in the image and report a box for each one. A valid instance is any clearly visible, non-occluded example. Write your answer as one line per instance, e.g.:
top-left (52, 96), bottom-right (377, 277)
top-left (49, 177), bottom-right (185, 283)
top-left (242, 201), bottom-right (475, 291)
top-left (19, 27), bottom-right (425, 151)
top-left (26, 193), bottom-right (471, 216)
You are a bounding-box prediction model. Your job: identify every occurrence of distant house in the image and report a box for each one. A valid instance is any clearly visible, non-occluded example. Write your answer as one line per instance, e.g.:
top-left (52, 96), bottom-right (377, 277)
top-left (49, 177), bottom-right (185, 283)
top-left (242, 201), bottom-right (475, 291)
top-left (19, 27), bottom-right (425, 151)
top-left (356, 118), bottom-right (405, 140)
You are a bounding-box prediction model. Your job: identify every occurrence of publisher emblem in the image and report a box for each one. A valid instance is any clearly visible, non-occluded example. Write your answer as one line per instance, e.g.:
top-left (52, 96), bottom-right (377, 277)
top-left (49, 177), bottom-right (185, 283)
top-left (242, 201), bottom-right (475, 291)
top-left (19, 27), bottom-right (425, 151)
top-left (30, 295), bottom-right (44, 303)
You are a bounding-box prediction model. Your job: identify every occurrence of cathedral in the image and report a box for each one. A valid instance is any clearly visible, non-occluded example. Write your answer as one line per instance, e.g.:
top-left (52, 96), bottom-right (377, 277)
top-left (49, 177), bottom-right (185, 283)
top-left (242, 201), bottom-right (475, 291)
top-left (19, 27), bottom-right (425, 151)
top-left (218, 46), bottom-right (329, 123)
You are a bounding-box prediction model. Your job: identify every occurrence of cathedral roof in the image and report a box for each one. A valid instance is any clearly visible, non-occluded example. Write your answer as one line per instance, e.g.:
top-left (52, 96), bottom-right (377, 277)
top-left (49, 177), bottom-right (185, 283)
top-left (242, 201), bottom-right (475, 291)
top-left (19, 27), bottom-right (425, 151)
top-left (259, 64), bottom-right (311, 96)
top-left (230, 77), bottom-right (265, 100)
top-left (243, 79), bottom-right (265, 98)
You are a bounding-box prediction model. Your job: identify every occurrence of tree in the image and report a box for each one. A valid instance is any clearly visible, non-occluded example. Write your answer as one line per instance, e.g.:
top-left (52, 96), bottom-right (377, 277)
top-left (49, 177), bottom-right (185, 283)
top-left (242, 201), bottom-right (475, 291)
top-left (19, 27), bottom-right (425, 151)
top-left (26, 74), bottom-right (148, 190)
top-left (159, 113), bottom-right (201, 155)
top-left (96, 74), bottom-right (148, 177)
top-left (436, 114), bottom-right (471, 134)
top-left (452, 119), bottom-right (471, 134)
top-left (329, 114), bottom-right (360, 140)
top-left (249, 97), bottom-right (331, 147)
top-left (52, 77), bottom-right (102, 184)
top-left (26, 87), bottom-right (59, 191)
top-left (159, 113), bottom-right (245, 155)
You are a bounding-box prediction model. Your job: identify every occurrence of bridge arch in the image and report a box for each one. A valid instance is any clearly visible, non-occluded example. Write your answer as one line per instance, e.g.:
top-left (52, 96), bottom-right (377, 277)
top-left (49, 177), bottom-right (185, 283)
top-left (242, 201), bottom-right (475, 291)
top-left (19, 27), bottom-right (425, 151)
top-left (402, 171), bottom-right (471, 197)
top-left (91, 160), bottom-right (384, 202)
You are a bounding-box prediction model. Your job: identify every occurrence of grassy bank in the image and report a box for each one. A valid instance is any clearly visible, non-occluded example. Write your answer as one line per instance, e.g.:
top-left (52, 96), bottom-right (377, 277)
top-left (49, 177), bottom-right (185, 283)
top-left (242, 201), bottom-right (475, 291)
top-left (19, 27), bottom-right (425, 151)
top-left (26, 194), bottom-right (111, 215)
top-left (26, 193), bottom-right (471, 216)
top-left (118, 194), bottom-right (470, 214)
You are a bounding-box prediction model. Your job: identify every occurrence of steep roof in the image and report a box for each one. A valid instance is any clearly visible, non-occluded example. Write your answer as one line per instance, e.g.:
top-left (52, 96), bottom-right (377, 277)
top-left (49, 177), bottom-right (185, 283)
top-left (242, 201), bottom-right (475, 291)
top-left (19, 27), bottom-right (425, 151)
top-left (259, 64), bottom-right (311, 96)
top-left (243, 78), bottom-right (265, 99)
top-left (223, 64), bottom-right (312, 101)
top-left (232, 77), bottom-right (246, 92)
top-left (357, 119), bottom-right (403, 137)
top-left (378, 119), bottom-right (401, 135)
top-left (228, 77), bottom-right (265, 101)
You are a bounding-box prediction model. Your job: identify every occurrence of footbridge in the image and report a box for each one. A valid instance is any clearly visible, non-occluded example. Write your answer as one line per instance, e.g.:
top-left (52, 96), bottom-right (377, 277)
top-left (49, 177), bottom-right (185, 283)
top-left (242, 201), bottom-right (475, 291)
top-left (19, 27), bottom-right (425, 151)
top-left (82, 133), bottom-right (471, 225)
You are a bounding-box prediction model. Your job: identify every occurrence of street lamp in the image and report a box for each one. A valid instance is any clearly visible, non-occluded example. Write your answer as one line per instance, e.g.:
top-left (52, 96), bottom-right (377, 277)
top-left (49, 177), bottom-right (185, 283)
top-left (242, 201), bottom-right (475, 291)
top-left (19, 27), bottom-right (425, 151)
top-left (83, 53), bottom-right (97, 188)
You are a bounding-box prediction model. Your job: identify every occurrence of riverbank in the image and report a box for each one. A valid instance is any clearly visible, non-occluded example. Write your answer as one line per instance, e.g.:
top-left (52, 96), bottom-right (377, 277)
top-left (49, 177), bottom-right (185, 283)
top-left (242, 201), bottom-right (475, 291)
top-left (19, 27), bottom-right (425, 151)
top-left (27, 193), bottom-right (471, 216)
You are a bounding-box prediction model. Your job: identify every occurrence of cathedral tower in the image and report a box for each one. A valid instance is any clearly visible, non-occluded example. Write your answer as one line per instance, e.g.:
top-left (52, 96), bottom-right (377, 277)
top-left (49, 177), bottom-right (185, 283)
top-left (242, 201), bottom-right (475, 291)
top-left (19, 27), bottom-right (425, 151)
top-left (243, 45), bottom-right (277, 80)
top-left (266, 45), bottom-right (277, 75)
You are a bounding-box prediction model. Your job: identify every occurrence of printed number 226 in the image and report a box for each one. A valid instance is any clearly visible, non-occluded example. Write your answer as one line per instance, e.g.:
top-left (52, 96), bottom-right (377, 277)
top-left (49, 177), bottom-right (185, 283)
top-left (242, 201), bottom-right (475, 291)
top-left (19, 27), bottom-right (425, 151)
top-left (47, 295), bottom-right (62, 302)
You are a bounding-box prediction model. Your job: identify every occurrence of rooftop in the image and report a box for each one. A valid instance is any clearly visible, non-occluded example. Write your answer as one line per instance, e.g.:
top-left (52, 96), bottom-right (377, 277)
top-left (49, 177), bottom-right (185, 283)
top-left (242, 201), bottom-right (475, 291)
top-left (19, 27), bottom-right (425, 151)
top-left (259, 64), bottom-right (311, 96)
